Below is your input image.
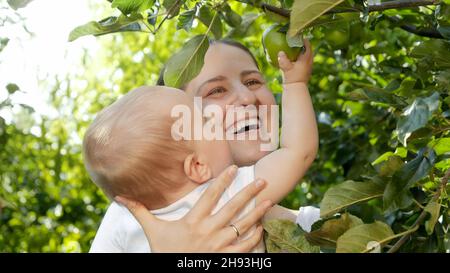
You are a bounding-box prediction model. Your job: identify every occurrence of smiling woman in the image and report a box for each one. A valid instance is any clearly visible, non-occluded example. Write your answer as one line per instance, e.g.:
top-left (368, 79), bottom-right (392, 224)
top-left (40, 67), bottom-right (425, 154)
top-left (182, 41), bottom-right (278, 166)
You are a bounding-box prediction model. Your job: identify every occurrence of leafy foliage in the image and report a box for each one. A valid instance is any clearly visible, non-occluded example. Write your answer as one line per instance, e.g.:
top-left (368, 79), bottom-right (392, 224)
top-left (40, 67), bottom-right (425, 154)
top-left (336, 221), bottom-right (395, 253)
top-left (263, 219), bottom-right (320, 253)
top-left (163, 34), bottom-right (210, 88)
top-left (1, 0), bottom-right (449, 252)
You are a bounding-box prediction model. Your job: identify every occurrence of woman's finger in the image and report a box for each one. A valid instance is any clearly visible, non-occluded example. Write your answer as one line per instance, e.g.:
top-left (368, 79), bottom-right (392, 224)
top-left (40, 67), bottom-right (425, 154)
top-left (209, 179), bottom-right (268, 228)
top-left (216, 199), bottom-right (272, 246)
top-left (186, 165), bottom-right (238, 221)
top-left (228, 200), bottom-right (272, 241)
top-left (223, 225), bottom-right (264, 253)
top-left (115, 196), bottom-right (160, 236)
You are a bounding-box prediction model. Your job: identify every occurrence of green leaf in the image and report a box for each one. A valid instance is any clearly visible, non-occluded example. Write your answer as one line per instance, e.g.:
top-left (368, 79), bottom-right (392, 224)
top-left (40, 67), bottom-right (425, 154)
top-left (19, 103), bottom-right (34, 113)
top-left (197, 6), bottom-right (223, 39)
top-left (410, 40), bottom-right (450, 69)
top-left (176, 8), bottom-right (196, 31)
top-left (288, 0), bottom-right (345, 37)
top-left (6, 83), bottom-right (20, 94)
top-left (396, 92), bottom-right (440, 146)
top-left (438, 26), bottom-right (450, 39)
top-left (347, 83), bottom-right (407, 108)
top-left (428, 138), bottom-right (450, 156)
top-left (305, 13), bottom-right (359, 29)
top-left (378, 155), bottom-right (404, 177)
top-left (395, 147), bottom-right (408, 158)
top-left (7, 0), bottom-right (33, 10)
top-left (383, 148), bottom-right (437, 213)
top-left (226, 13), bottom-right (260, 38)
top-left (0, 38), bottom-right (9, 53)
top-left (0, 196), bottom-right (16, 210)
top-left (436, 4), bottom-right (450, 39)
top-left (163, 35), bottom-right (209, 88)
top-left (320, 181), bottom-right (384, 218)
top-left (372, 148), bottom-right (408, 166)
top-left (436, 70), bottom-right (450, 90)
top-left (424, 201), bottom-right (440, 235)
top-left (336, 221), bottom-right (395, 253)
top-left (162, 0), bottom-right (183, 18)
top-left (111, 0), bottom-right (155, 15)
top-left (263, 9), bottom-right (289, 24)
top-left (221, 4), bottom-right (242, 27)
top-left (372, 152), bottom-right (394, 165)
top-left (306, 213), bottom-right (363, 249)
top-left (286, 32), bottom-right (304, 48)
top-left (263, 219), bottom-right (320, 253)
top-left (68, 14), bottom-right (144, 42)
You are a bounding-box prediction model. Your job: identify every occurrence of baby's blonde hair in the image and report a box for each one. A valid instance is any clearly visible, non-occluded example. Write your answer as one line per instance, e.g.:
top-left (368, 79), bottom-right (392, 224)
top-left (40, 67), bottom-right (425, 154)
top-left (83, 86), bottom-right (191, 209)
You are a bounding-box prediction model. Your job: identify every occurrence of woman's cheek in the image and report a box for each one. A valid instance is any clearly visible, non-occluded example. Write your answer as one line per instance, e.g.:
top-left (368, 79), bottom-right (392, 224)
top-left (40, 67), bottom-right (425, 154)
top-left (257, 87), bottom-right (277, 106)
top-left (256, 87), bottom-right (277, 133)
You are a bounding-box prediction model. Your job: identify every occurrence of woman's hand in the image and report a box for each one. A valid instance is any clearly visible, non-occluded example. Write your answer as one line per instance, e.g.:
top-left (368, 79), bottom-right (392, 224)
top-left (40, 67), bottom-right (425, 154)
top-left (115, 165), bottom-right (273, 252)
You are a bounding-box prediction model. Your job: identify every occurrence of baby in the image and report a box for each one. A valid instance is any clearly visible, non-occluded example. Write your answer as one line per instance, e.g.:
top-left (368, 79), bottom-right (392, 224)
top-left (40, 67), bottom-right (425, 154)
top-left (83, 47), bottom-right (318, 252)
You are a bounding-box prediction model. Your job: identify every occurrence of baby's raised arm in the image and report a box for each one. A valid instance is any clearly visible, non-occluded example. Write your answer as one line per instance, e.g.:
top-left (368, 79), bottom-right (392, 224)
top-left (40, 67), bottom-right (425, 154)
top-left (255, 40), bottom-right (318, 205)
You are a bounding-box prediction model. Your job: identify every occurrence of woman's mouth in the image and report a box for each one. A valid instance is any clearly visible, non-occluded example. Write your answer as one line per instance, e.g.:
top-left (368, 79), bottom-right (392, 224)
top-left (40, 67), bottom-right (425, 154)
top-left (229, 117), bottom-right (261, 135)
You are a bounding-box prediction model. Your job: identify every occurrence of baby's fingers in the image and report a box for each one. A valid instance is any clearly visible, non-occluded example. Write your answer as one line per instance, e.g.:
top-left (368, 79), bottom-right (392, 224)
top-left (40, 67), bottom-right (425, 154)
top-left (296, 39), bottom-right (313, 63)
top-left (278, 51), bottom-right (293, 71)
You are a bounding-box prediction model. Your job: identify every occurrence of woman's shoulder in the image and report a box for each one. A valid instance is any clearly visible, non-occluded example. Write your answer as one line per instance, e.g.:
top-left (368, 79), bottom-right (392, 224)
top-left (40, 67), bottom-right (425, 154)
top-left (101, 201), bottom-right (130, 219)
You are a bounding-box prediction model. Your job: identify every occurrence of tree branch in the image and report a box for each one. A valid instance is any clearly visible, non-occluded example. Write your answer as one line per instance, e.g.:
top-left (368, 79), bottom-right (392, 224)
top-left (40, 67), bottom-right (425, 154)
top-left (261, 3), bottom-right (290, 18)
top-left (260, 0), bottom-right (442, 18)
top-left (154, 0), bottom-right (182, 34)
top-left (259, 0), bottom-right (444, 39)
top-left (387, 167), bottom-right (450, 253)
top-left (367, 0), bottom-right (441, 12)
top-left (387, 16), bottom-right (444, 39)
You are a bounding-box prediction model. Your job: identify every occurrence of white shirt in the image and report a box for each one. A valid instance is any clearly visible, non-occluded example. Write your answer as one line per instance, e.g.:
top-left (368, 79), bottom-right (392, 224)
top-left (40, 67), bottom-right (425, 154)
top-left (90, 165), bottom-right (264, 253)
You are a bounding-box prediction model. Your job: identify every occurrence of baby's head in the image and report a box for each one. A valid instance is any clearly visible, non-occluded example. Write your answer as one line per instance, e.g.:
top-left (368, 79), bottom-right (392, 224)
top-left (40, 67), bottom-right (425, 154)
top-left (83, 86), bottom-right (233, 209)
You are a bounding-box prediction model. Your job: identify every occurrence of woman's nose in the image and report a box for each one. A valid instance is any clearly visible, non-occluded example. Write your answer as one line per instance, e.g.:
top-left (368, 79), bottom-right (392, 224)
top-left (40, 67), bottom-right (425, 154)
top-left (235, 84), bottom-right (257, 106)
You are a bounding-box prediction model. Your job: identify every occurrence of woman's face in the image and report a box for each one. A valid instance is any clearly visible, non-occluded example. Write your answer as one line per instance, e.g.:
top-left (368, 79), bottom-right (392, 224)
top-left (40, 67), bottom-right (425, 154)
top-left (185, 43), bottom-right (276, 166)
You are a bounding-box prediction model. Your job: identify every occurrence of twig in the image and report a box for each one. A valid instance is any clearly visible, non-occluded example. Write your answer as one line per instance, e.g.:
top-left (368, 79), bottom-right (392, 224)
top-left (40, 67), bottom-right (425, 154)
top-left (154, 0), bottom-right (182, 34)
top-left (387, 16), bottom-right (444, 39)
top-left (387, 168), bottom-right (450, 253)
top-left (257, 0), bottom-right (443, 38)
top-left (367, 0), bottom-right (441, 12)
top-left (412, 198), bottom-right (425, 209)
top-left (259, 0), bottom-right (442, 18)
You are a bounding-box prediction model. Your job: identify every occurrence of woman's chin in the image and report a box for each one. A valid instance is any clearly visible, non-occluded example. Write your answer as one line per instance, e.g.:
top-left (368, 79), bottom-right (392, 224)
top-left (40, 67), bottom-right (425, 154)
top-left (229, 139), bottom-right (272, 167)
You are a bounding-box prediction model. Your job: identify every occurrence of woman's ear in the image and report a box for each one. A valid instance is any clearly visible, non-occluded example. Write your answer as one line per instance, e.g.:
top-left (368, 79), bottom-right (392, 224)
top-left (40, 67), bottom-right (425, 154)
top-left (184, 153), bottom-right (212, 184)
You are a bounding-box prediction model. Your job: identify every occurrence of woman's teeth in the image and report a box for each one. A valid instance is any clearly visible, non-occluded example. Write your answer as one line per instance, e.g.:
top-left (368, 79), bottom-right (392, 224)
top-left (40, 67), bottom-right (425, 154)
top-left (234, 118), bottom-right (260, 134)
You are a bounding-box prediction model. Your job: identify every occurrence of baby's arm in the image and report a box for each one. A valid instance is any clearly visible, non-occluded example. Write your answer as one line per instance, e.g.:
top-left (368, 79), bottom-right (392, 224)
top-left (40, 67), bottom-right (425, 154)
top-left (255, 40), bottom-right (318, 205)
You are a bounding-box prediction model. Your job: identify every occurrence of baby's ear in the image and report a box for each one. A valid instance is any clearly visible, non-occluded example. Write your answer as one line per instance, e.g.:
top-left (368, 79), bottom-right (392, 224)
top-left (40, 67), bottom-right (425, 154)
top-left (184, 153), bottom-right (212, 184)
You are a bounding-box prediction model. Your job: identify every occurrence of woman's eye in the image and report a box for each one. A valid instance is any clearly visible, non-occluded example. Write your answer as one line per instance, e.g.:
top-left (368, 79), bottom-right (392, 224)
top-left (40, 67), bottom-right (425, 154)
top-left (244, 79), bottom-right (262, 87)
top-left (206, 87), bottom-right (226, 97)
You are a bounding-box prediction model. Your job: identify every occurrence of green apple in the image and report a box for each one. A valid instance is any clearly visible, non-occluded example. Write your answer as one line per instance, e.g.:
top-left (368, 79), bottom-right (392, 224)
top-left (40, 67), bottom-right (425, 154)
top-left (324, 24), bottom-right (350, 50)
top-left (262, 24), bottom-right (302, 68)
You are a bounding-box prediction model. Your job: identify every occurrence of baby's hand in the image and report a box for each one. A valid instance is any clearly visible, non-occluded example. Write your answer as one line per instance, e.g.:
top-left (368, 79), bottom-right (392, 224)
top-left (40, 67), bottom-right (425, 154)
top-left (278, 39), bottom-right (313, 84)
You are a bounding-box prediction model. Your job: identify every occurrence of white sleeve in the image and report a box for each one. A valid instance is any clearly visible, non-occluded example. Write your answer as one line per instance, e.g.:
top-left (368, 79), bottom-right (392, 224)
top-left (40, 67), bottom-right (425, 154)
top-left (223, 165), bottom-right (256, 221)
top-left (89, 202), bottom-right (126, 253)
top-left (295, 206), bottom-right (321, 232)
top-left (226, 165), bottom-right (255, 197)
